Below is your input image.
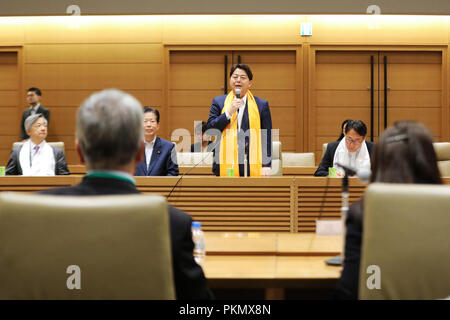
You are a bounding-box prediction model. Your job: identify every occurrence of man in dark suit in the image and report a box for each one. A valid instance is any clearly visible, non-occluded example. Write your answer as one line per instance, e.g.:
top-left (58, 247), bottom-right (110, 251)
top-left (6, 114), bottom-right (69, 176)
top-left (134, 107), bottom-right (179, 176)
top-left (40, 89), bottom-right (212, 300)
top-left (207, 64), bottom-right (272, 177)
top-left (314, 120), bottom-right (375, 177)
top-left (190, 121), bottom-right (214, 152)
top-left (20, 87), bottom-right (50, 141)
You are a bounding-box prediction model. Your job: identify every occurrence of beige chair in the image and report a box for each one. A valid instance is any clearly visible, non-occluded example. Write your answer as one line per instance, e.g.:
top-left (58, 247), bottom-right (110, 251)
top-left (177, 152), bottom-right (213, 167)
top-left (359, 183), bottom-right (450, 300)
top-left (282, 152), bottom-right (315, 167)
top-left (322, 143), bottom-right (328, 159)
top-left (0, 192), bottom-right (175, 299)
top-left (433, 142), bottom-right (450, 177)
top-left (13, 141), bottom-right (65, 154)
top-left (270, 141), bottom-right (282, 176)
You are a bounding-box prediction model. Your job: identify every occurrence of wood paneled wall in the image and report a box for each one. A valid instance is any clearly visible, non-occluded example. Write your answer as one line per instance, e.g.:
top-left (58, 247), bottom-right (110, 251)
top-left (0, 51), bottom-right (20, 163)
top-left (0, 15), bottom-right (449, 165)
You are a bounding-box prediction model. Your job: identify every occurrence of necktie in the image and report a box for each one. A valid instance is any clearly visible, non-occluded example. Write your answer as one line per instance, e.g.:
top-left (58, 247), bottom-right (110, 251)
top-left (33, 145), bottom-right (40, 155)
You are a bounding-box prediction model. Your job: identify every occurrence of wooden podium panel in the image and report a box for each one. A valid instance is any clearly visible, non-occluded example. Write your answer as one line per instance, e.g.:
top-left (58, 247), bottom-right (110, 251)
top-left (136, 177), bottom-right (293, 232)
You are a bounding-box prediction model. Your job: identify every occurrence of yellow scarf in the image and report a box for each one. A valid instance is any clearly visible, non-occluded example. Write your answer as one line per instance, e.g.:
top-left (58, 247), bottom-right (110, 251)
top-left (219, 90), bottom-right (262, 177)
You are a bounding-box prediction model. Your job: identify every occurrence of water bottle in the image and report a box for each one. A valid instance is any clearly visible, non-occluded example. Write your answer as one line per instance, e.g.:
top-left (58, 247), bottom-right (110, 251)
top-left (192, 221), bottom-right (205, 264)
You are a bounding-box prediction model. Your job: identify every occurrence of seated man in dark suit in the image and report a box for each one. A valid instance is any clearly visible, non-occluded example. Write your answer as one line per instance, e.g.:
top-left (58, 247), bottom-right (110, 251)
top-left (21, 87), bottom-right (50, 141)
top-left (134, 107), bottom-right (179, 176)
top-left (6, 114), bottom-right (69, 176)
top-left (314, 120), bottom-right (374, 177)
top-left (40, 89), bottom-right (212, 300)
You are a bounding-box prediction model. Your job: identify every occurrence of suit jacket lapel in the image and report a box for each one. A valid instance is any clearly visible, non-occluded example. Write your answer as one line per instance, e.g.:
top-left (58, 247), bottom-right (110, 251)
top-left (24, 108), bottom-right (32, 118)
top-left (136, 156), bottom-right (147, 175)
top-left (147, 137), bottom-right (161, 176)
top-left (241, 100), bottom-right (250, 132)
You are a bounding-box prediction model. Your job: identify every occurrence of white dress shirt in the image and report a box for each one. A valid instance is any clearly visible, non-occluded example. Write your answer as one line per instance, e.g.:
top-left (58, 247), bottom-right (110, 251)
top-left (30, 104), bottom-right (41, 115)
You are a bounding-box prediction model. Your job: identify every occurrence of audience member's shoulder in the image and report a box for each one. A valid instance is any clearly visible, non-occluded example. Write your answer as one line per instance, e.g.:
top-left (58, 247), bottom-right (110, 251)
top-left (327, 141), bottom-right (340, 150)
top-left (159, 137), bottom-right (175, 148)
top-left (11, 145), bottom-right (22, 153)
top-left (49, 145), bottom-right (63, 154)
top-left (168, 205), bottom-right (191, 225)
top-left (348, 199), bottom-right (364, 226)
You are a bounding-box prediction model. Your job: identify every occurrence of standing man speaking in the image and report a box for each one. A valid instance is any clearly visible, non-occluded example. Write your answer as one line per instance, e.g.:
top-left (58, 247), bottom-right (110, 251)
top-left (207, 64), bottom-right (272, 177)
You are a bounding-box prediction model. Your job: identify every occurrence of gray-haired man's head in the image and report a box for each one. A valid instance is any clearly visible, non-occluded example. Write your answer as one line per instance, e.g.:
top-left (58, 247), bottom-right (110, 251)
top-left (24, 113), bottom-right (48, 145)
top-left (24, 114), bottom-right (47, 133)
top-left (76, 89), bottom-right (144, 170)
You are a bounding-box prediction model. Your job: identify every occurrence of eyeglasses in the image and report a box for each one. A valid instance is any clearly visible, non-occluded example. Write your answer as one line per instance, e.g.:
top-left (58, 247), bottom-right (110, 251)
top-left (32, 123), bottom-right (47, 129)
top-left (345, 137), bottom-right (363, 145)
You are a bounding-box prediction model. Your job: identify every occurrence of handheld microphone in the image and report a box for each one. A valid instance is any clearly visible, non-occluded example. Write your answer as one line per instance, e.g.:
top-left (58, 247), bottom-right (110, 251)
top-left (235, 88), bottom-right (241, 99)
top-left (335, 162), bottom-right (371, 183)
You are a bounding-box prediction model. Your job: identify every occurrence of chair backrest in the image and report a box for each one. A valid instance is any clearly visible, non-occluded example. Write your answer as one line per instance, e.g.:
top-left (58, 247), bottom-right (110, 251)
top-left (13, 141), bottom-right (65, 154)
top-left (0, 192), bottom-right (175, 300)
top-left (177, 152), bottom-right (213, 167)
top-left (433, 142), bottom-right (450, 177)
top-left (322, 143), bottom-right (328, 158)
top-left (359, 183), bottom-right (450, 300)
top-left (270, 141), bottom-right (282, 176)
top-left (282, 152), bottom-right (315, 167)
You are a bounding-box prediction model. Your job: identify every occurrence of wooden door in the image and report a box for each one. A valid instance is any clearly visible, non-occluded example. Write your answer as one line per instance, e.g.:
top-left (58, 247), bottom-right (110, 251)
top-left (380, 51), bottom-right (442, 140)
top-left (232, 51), bottom-right (297, 151)
top-left (0, 52), bottom-right (19, 165)
top-left (168, 49), bottom-right (297, 152)
top-left (313, 51), bottom-right (380, 164)
top-left (169, 51), bottom-right (232, 151)
top-left (312, 50), bottom-right (443, 165)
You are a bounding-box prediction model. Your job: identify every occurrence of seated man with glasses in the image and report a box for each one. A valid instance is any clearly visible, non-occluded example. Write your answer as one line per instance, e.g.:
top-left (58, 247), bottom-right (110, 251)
top-left (314, 120), bottom-right (374, 177)
top-left (6, 114), bottom-right (69, 176)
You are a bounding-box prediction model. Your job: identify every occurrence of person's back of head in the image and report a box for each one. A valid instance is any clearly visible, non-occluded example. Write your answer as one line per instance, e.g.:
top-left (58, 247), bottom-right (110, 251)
top-left (338, 119), bottom-right (352, 141)
top-left (77, 89), bottom-right (144, 170)
top-left (371, 121), bottom-right (442, 184)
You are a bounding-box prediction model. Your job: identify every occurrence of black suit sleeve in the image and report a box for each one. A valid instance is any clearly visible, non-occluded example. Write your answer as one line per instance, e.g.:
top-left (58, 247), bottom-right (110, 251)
top-left (43, 108), bottom-right (50, 125)
top-left (260, 100), bottom-right (272, 167)
top-left (314, 144), bottom-right (334, 176)
top-left (5, 148), bottom-right (20, 175)
top-left (207, 98), bottom-right (230, 133)
top-left (54, 149), bottom-right (70, 175)
top-left (20, 111), bottom-right (29, 141)
top-left (166, 143), bottom-right (179, 176)
top-left (169, 206), bottom-right (214, 300)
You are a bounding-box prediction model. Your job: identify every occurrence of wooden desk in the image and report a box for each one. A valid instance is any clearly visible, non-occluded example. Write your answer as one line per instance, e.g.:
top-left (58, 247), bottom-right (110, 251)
top-left (203, 232), bottom-right (341, 299)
